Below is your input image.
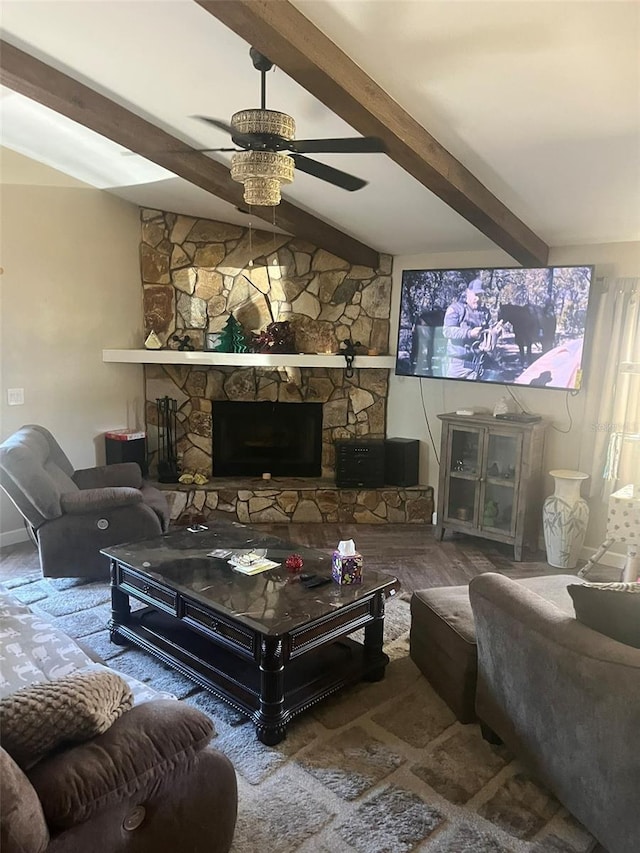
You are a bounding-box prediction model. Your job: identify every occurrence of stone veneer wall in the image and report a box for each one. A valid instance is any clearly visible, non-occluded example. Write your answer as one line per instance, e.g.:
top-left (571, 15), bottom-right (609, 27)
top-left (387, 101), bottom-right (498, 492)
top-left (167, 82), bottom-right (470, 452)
top-left (140, 209), bottom-right (393, 477)
top-left (161, 483), bottom-right (434, 526)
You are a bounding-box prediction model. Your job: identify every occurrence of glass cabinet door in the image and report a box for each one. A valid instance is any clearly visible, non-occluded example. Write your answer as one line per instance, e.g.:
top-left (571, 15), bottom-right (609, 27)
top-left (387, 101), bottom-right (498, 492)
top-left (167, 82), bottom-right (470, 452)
top-left (445, 427), bottom-right (482, 524)
top-left (480, 431), bottom-right (522, 534)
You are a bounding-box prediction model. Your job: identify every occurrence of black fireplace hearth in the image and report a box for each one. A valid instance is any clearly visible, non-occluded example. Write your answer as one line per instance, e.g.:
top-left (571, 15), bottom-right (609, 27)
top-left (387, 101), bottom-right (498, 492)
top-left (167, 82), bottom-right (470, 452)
top-left (212, 401), bottom-right (322, 477)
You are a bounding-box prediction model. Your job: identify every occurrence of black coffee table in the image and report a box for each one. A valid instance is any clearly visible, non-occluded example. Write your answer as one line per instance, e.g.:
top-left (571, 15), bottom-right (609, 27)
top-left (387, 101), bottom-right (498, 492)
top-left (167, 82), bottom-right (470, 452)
top-left (103, 523), bottom-right (400, 744)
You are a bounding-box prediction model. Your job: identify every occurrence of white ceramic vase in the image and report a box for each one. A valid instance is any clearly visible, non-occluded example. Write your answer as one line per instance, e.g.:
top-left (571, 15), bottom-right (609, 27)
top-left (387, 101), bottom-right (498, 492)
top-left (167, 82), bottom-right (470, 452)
top-left (543, 469), bottom-right (590, 569)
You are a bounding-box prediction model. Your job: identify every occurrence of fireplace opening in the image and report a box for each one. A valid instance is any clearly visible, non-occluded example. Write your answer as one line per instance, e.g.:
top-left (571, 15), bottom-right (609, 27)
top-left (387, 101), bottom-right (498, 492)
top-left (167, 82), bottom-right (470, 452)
top-left (212, 401), bottom-right (322, 477)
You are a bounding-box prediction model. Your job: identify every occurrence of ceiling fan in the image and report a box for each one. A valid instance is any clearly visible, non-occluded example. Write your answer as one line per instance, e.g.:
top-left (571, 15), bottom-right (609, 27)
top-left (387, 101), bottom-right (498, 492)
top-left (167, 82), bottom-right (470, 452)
top-left (193, 47), bottom-right (387, 206)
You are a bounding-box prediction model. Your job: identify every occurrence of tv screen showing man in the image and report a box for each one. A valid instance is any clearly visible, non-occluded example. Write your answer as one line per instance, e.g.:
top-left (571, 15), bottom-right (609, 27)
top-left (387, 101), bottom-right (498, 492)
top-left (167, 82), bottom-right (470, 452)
top-left (395, 265), bottom-right (594, 390)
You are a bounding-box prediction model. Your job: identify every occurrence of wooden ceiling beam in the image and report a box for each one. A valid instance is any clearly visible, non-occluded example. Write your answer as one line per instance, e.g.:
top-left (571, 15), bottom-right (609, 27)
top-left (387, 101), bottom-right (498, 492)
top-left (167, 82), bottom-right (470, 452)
top-left (197, 0), bottom-right (549, 267)
top-left (0, 39), bottom-right (379, 268)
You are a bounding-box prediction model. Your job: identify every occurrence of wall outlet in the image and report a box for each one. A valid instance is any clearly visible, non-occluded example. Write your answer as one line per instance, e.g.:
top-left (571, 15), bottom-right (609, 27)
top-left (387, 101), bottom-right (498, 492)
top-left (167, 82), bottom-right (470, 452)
top-left (7, 388), bottom-right (24, 406)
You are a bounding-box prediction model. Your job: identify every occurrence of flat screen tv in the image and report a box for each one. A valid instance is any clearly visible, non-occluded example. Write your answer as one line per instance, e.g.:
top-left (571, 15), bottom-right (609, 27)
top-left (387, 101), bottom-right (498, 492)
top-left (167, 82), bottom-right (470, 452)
top-left (395, 265), bottom-right (595, 390)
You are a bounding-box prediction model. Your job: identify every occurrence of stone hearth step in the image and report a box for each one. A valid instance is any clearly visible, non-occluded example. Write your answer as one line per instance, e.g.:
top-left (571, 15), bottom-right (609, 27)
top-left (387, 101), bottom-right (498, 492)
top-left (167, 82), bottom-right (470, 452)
top-left (154, 478), bottom-right (434, 525)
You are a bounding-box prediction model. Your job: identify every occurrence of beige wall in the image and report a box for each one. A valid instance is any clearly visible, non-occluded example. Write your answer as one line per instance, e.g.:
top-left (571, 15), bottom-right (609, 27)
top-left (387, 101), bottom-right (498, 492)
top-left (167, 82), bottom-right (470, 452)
top-left (388, 241), bottom-right (640, 556)
top-left (0, 149), bottom-right (144, 544)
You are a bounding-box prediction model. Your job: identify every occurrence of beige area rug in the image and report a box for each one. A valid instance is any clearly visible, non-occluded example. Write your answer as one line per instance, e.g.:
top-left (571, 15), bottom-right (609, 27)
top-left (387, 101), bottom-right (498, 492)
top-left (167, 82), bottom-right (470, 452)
top-left (6, 576), bottom-right (596, 853)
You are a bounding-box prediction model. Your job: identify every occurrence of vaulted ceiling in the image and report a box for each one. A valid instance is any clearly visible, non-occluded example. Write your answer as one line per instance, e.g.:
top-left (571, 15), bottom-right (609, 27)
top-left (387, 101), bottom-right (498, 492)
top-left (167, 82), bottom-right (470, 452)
top-left (1, 0), bottom-right (638, 266)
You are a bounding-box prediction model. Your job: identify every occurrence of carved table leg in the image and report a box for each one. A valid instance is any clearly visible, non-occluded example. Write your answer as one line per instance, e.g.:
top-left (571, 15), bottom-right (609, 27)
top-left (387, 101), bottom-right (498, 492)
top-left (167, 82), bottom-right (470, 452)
top-left (363, 592), bottom-right (389, 682)
top-left (256, 636), bottom-right (286, 745)
top-left (109, 560), bottom-right (131, 646)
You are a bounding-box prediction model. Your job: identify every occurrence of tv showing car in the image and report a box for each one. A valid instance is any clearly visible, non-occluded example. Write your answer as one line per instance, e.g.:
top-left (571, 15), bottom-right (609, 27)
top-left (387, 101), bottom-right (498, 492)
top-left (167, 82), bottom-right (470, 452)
top-left (395, 265), bottom-right (595, 390)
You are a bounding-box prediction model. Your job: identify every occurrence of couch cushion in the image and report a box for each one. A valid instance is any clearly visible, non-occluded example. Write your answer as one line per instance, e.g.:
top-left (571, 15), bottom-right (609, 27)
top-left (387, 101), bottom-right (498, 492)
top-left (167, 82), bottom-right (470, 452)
top-left (0, 670), bottom-right (133, 769)
top-left (27, 701), bottom-right (215, 829)
top-left (43, 460), bottom-right (78, 498)
top-left (140, 483), bottom-right (171, 531)
top-left (568, 581), bottom-right (640, 648)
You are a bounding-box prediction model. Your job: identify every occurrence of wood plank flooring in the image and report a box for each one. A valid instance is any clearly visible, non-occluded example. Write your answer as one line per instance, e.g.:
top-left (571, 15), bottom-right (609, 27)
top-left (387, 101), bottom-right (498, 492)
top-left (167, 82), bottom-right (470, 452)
top-left (0, 523), bottom-right (617, 592)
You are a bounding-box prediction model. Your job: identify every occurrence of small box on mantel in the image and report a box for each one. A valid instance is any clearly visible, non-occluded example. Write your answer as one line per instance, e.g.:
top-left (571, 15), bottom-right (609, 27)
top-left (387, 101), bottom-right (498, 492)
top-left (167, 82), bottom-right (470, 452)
top-left (331, 539), bottom-right (363, 585)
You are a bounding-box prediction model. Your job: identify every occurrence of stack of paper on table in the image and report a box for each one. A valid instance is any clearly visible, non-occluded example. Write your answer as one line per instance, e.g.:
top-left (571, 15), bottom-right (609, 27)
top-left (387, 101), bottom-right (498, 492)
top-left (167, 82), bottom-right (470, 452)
top-left (227, 551), bottom-right (280, 575)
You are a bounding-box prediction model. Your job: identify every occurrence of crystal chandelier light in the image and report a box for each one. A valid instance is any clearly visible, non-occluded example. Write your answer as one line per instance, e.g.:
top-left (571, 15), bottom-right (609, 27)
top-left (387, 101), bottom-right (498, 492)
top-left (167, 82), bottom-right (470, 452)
top-left (229, 109), bottom-right (295, 205)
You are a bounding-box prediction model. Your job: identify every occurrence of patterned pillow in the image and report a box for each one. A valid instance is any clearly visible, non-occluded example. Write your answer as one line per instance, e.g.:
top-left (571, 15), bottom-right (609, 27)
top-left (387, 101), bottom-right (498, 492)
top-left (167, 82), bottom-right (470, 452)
top-left (0, 669), bottom-right (133, 769)
top-left (568, 581), bottom-right (640, 648)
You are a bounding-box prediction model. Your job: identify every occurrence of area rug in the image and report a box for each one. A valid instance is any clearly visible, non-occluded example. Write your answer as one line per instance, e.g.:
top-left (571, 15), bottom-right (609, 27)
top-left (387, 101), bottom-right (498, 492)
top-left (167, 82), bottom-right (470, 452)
top-left (4, 574), bottom-right (596, 853)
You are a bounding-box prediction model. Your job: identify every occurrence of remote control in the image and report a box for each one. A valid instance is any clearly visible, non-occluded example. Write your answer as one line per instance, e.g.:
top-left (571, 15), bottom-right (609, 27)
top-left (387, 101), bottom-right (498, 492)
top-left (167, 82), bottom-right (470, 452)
top-left (302, 575), bottom-right (333, 589)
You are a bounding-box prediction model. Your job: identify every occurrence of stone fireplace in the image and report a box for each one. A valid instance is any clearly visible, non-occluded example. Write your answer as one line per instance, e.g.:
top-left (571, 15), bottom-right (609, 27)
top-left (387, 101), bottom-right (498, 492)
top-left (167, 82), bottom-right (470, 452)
top-left (139, 208), bottom-right (433, 524)
top-left (141, 208), bottom-right (393, 475)
top-left (212, 400), bottom-right (322, 477)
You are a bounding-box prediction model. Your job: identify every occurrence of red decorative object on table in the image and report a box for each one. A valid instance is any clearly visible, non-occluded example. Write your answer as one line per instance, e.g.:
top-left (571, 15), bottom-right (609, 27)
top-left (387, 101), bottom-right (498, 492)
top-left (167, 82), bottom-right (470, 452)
top-left (285, 554), bottom-right (304, 573)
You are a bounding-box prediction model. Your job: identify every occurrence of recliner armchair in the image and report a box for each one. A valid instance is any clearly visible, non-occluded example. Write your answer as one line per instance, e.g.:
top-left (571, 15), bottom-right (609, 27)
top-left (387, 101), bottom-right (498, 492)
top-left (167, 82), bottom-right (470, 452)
top-left (0, 425), bottom-right (169, 579)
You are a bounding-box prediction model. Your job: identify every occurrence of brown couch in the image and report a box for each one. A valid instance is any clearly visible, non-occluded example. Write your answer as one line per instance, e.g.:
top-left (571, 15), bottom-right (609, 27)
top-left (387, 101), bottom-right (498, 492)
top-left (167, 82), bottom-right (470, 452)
top-left (0, 589), bottom-right (237, 853)
top-left (1, 701), bottom-right (237, 853)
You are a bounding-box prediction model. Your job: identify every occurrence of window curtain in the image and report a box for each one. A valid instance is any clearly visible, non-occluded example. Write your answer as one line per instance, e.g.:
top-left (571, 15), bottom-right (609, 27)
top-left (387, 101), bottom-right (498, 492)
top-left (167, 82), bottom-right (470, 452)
top-left (584, 277), bottom-right (640, 500)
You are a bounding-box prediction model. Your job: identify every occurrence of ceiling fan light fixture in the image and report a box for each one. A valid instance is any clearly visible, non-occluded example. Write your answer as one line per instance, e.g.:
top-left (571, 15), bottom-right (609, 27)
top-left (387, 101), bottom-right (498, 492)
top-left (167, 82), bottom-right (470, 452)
top-left (231, 150), bottom-right (294, 205)
top-left (231, 109), bottom-right (295, 139)
top-left (198, 48), bottom-right (381, 200)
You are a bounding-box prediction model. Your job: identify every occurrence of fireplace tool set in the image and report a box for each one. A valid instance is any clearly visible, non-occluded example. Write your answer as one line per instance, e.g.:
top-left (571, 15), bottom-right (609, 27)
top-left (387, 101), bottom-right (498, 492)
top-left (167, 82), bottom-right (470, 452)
top-left (156, 396), bottom-right (179, 483)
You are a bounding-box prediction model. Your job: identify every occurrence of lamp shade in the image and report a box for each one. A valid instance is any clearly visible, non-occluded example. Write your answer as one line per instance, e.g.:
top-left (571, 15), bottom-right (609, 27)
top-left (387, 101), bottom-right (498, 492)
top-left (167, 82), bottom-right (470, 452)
top-left (231, 109), bottom-right (295, 139)
top-left (230, 150), bottom-right (295, 205)
top-left (229, 109), bottom-right (296, 205)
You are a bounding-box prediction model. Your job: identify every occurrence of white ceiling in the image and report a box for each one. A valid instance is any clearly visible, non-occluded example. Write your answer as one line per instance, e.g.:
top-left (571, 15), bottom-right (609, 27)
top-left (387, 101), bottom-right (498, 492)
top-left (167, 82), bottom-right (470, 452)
top-left (1, 0), bottom-right (638, 258)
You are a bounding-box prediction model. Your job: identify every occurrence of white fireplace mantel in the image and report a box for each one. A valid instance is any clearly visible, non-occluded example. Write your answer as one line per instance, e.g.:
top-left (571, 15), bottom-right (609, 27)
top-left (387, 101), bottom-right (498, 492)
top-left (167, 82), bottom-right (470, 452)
top-left (102, 349), bottom-right (396, 369)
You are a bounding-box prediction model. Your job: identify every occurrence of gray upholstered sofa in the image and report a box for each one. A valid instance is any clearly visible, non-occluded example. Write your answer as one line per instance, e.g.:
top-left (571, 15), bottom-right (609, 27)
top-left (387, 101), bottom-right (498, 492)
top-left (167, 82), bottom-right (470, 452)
top-left (469, 573), bottom-right (640, 853)
top-left (0, 588), bottom-right (237, 853)
top-left (0, 425), bottom-right (169, 579)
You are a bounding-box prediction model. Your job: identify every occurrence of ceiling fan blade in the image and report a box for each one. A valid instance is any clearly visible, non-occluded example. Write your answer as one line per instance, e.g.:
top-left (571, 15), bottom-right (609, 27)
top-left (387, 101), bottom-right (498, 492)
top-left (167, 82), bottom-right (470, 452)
top-left (291, 154), bottom-right (367, 191)
top-left (288, 137), bottom-right (386, 154)
top-left (192, 115), bottom-right (255, 147)
top-left (192, 115), bottom-right (235, 135)
top-left (121, 147), bottom-right (239, 157)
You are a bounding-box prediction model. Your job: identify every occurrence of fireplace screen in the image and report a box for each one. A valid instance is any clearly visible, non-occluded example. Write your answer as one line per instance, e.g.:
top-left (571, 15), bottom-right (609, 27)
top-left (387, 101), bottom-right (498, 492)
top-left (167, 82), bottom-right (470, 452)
top-left (212, 401), bottom-right (322, 477)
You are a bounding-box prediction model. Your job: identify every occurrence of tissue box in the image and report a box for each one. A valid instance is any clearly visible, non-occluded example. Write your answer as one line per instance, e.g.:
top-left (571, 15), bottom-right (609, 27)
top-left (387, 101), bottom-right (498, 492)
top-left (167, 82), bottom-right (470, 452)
top-left (332, 551), bottom-right (363, 585)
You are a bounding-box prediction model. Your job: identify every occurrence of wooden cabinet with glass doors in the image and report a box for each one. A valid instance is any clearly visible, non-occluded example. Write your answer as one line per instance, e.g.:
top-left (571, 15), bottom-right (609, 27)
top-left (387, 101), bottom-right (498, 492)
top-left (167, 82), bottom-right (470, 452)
top-left (435, 413), bottom-right (548, 560)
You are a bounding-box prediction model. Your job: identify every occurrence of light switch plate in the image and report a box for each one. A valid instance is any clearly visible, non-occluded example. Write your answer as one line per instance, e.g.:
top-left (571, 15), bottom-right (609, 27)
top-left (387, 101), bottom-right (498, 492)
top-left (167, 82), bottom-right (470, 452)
top-left (7, 388), bottom-right (24, 406)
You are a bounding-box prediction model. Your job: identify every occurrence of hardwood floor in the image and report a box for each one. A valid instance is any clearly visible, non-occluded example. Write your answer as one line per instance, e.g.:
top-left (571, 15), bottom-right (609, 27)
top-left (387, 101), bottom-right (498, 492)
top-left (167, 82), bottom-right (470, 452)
top-left (0, 523), bottom-right (617, 592)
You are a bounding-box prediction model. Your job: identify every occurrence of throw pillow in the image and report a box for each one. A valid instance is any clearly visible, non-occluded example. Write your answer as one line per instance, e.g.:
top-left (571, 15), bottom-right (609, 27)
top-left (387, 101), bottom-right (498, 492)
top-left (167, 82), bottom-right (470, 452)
top-left (0, 670), bottom-right (133, 769)
top-left (568, 581), bottom-right (640, 648)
